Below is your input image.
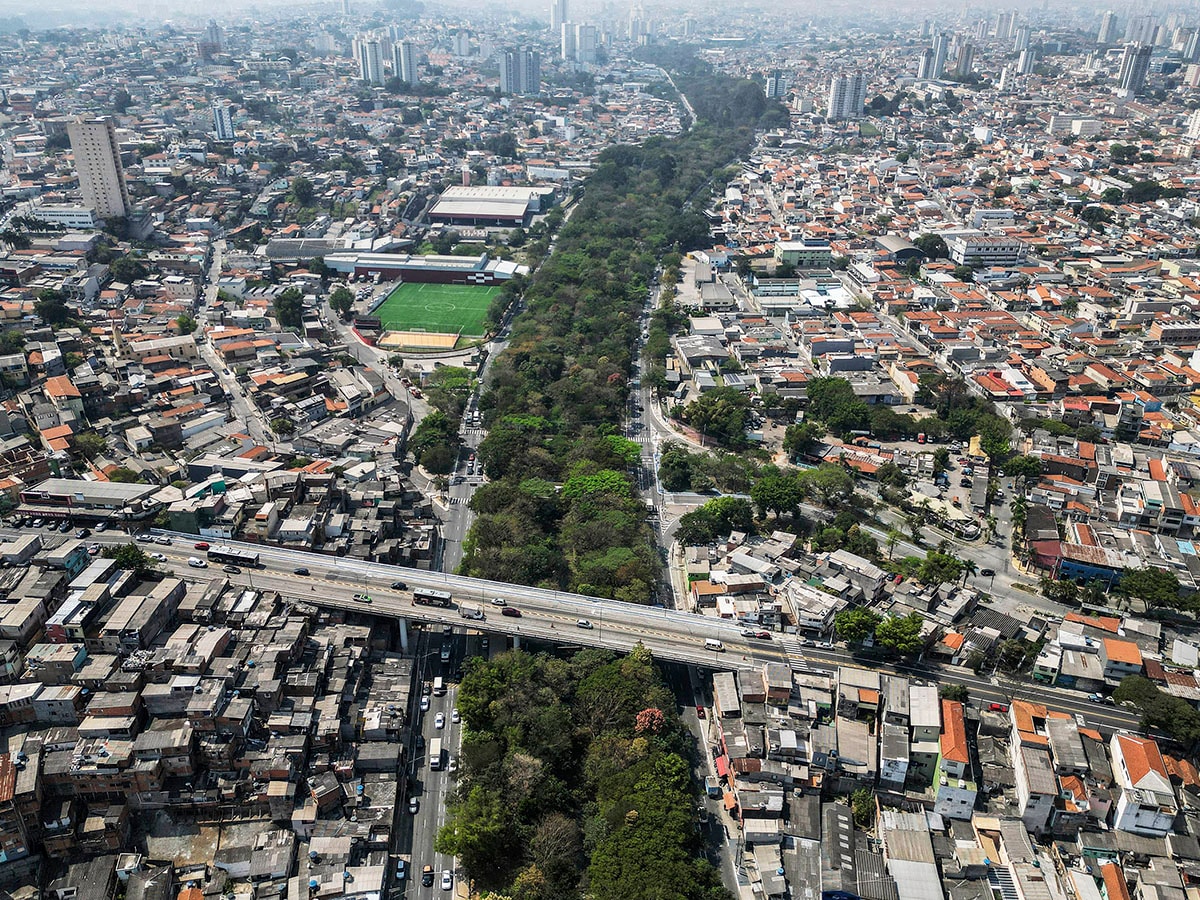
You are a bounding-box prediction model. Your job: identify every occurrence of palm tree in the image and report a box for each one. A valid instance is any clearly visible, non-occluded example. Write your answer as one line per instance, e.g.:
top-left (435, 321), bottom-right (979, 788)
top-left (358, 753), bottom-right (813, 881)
top-left (984, 514), bottom-right (998, 543)
top-left (886, 528), bottom-right (902, 560)
top-left (961, 559), bottom-right (978, 585)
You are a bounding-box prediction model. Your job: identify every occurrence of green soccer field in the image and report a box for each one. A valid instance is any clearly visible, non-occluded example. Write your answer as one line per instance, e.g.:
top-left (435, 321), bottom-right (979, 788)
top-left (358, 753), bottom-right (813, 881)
top-left (373, 282), bottom-right (499, 336)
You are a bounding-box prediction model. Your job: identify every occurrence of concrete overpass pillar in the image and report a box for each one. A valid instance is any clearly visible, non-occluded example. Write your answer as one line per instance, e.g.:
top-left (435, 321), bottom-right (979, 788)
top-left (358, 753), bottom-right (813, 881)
top-left (398, 618), bottom-right (410, 653)
top-left (511, 634), bottom-right (520, 650)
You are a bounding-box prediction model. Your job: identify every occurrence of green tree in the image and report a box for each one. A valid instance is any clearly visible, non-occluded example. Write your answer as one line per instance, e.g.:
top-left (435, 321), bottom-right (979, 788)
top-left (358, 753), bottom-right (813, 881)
top-left (273, 287), bottom-right (305, 330)
top-left (913, 233), bottom-right (948, 259)
top-left (436, 785), bottom-right (517, 888)
top-left (674, 387), bottom-right (751, 449)
top-left (108, 254), bottom-right (149, 283)
top-left (74, 432), bottom-right (108, 461)
top-left (34, 289), bottom-right (71, 326)
top-left (834, 608), bottom-right (881, 644)
top-left (290, 175), bottom-right (315, 206)
top-left (952, 265), bottom-right (975, 282)
top-left (1116, 566), bottom-right (1182, 608)
top-left (939, 683), bottom-right (969, 703)
top-left (1125, 180), bottom-right (1163, 203)
top-left (874, 612), bottom-right (925, 656)
top-left (176, 313), bottom-right (198, 334)
top-left (1114, 675), bottom-right (1200, 743)
top-left (1004, 454), bottom-right (1042, 484)
top-left (850, 788), bottom-right (875, 828)
top-left (271, 417), bottom-right (296, 436)
top-left (330, 285), bottom-right (354, 318)
top-left (783, 420), bottom-right (824, 457)
top-left (750, 472), bottom-right (802, 519)
top-left (107, 467), bottom-right (140, 483)
top-left (102, 543), bottom-right (158, 578)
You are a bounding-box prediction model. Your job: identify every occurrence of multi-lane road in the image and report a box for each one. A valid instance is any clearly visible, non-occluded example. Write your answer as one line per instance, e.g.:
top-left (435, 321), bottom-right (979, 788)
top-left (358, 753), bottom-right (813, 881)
top-left (129, 531), bottom-right (1143, 735)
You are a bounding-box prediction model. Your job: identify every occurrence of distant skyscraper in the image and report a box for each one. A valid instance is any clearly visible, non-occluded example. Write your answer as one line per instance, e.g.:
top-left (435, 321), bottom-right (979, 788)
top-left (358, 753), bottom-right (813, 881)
top-left (501, 49), bottom-right (541, 94)
top-left (917, 48), bottom-right (935, 80)
top-left (341, 0), bottom-right (350, 14)
top-left (931, 32), bottom-right (949, 79)
top-left (1013, 25), bottom-right (1031, 53)
top-left (453, 31), bottom-right (471, 57)
top-left (204, 19), bottom-right (223, 51)
top-left (826, 71), bottom-right (867, 121)
top-left (1125, 14), bottom-right (1157, 45)
top-left (550, 0), bottom-right (568, 31)
top-left (355, 37), bottom-right (384, 84)
top-left (957, 43), bottom-right (976, 77)
top-left (1117, 42), bottom-right (1152, 96)
top-left (67, 116), bottom-right (131, 221)
top-left (995, 11), bottom-right (1016, 41)
top-left (394, 41), bottom-right (418, 85)
top-left (998, 64), bottom-right (1014, 92)
top-left (212, 101), bottom-right (235, 141)
top-left (1097, 10), bottom-right (1118, 45)
top-left (1187, 109), bottom-right (1200, 140)
top-left (765, 70), bottom-right (784, 99)
top-left (1185, 29), bottom-right (1200, 64)
top-left (1017, 48), bottom-right (1036, 75)
top-left (575, 24), bottom-right (598, 64)
top-left (560, 22), bottom-right (576, 60)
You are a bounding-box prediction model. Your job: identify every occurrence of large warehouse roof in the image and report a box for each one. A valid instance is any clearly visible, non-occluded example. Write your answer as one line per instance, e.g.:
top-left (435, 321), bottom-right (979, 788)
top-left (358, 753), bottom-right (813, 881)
top-left (429, 185), bottom-right (556, 220)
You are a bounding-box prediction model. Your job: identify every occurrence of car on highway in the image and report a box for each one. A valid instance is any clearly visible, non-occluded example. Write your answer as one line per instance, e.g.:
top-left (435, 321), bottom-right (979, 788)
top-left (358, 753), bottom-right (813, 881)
top-left (441, 871), bottom-right (453, 891)
top-left (447, 756), bottom-right (458, 773)
top-left (58, 521), bottom-right (71, 533)
top-left (434, 712), bottom-right (445, 729)
top-left (1088, 693), bottom-right (1104, 703)
top-left (391, 581), bottom-right (407, 590)
top-left (353, 593), bottom-right (372, 604)
top-left (576, 619), bottom-right (594, 629)
top-left (980, 568), bottom-right (995, 577)
top-left (94, 522), bottom-right (108, 532)
top-left (222, 565), bottom-right (240, 574)
top-left (422, 866), bottom-right (435, 887)
top-left (87, 543), bottom-right (101, 555)
top-left (419, 696), bottom-right (430, 712)
top-left (988, 703), bottom-right (1008, 712)
top-left (187, 557), bottom-right (207, 568)
top-left (395, 860), bottom-right (406, 881)
top-left (451, 708), bottom-right (460, 723)
top-left (151, 553), bottom-right (167, 562)
top-left (752, 631), bottom-right (771, 640)
top-left (408, 797), bottom-right (419, 814)
top-left (31, 519), bottom-right (42, 529)
top-left (501, 607), bottom-right (522, 618)
top-left (293, 567), bottom-right (309, 576)
top-left (194, 542), bottom-right (210, 550)
top-left (490, 597), bottom-right (506, 606)
top-left (740, 629), bottom-right (757, 638)
top-left (155, 536), bottom-right (171, 546)
top-left (76, 528), bottom-right (91, 539)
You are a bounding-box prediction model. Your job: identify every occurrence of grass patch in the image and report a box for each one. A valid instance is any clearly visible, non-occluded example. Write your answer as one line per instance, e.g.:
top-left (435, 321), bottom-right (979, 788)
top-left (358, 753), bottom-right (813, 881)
top-left (373, 282), bottom-right (499, 336)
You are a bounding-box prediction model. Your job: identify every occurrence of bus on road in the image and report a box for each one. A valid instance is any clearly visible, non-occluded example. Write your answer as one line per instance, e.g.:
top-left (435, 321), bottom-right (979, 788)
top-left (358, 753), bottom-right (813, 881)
top-left (207, 546), bottom-right (261, 568)
top-left (429, 737), bottom-right (443, 770)
top-left (413, 588), bottom-right (453, 608)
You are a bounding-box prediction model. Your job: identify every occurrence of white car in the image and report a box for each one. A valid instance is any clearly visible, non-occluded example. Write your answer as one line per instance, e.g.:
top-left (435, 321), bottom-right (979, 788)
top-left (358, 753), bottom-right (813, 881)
top-left (451, 708), bottom-right (460, 724)
top-left (447, 756), bottom-right (458, 773)
top-left (435, 712), bottom-right (445, 729)
top-left (441, 871), bottom-right (453, 891)
top-left (152, 552), bottom-right (168, 562)
top-left (419, 696), bottom-right (430, 712)
top-left (576, 619), bottom-right (594, 629)
top-left (490, 597), bottom-right (506, 606)
top-left (187, 557), bottom-right (207, 568)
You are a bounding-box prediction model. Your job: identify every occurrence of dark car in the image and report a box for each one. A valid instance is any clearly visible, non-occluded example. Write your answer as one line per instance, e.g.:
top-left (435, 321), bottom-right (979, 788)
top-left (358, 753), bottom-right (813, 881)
top-left (980, 568), bottom-right (995, 577)
top-left (391, 581), bottom-right (407, 590)
top-left (501, 607), bottom-right (522, 618)
top-left (223, 565), bottom-right (240, 574)
top-left (422, 867), bottom-right (435, 887)
top-left (293, 567), bottom-right (310, 576)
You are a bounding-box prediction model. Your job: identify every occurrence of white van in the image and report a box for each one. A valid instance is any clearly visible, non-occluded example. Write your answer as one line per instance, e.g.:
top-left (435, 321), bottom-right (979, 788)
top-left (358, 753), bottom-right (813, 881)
top-left (432, 676), bottom-right (445, 696)
top-left (704, 638), bottom-right (724, 652)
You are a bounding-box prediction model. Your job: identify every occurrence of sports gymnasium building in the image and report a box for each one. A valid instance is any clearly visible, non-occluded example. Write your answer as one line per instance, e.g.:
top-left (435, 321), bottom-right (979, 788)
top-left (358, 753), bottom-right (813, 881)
top-left (322, 251), bottom-right (527, 285)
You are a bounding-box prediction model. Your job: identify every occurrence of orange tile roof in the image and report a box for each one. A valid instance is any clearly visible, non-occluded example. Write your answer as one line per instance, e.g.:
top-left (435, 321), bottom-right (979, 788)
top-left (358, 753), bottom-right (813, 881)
top-left (1103, 638), bottom-right (1143, 667)
top-left (1101, 862), bottom-right (1131, 900)
top-left (44, 375), bottom-right (80, 399)
top-left (1116, 734), bottom-right (1168, 787)
top-left (940, 699), bottom-right (969, 765)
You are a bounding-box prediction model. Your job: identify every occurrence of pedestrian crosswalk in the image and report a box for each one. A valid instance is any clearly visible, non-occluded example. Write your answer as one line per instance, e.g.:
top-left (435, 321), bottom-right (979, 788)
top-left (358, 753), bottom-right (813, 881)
top-left (448, 497), bottom-right (469, 506)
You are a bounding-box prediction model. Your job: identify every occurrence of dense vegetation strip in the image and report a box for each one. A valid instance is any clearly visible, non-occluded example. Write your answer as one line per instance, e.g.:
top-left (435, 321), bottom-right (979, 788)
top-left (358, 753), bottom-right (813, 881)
top-left (436, 647), bottom-right (730, 900)
top-left (459, 57), bottom-right (785, 600)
